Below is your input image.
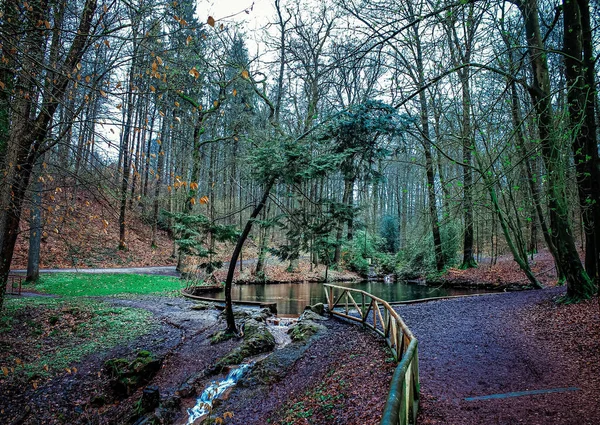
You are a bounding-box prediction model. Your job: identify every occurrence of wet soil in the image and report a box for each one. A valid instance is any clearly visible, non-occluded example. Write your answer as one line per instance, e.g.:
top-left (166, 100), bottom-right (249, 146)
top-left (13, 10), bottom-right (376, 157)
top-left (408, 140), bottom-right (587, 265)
top-left (398, 287), bottom-right (600, 425)
top-left (0, 296), bottom-right (238, 425)
top-left (213, 318), bottom-right (396, 425)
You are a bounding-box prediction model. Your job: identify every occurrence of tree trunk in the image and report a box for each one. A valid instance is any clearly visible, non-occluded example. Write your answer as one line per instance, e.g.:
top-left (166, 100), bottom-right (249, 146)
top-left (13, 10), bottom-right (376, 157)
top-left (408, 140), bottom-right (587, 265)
top-left (517, 0), bottom-right (595, 300)
top-left (564, 0), bottom-right (600, 286)
top-left (27, 160), bottom-right (44, 282)
top-left (224, 179), bottom-right (275, 333)
top-left (151, 113), bottom-right (168, 248)
top-left (0, 0), bottom-right (98, 311)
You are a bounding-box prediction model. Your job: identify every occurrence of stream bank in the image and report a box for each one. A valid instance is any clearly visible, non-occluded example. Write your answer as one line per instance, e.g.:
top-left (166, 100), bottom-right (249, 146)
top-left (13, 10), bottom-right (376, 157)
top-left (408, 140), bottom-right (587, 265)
top-left (0, 295), bottom-right (395, 425)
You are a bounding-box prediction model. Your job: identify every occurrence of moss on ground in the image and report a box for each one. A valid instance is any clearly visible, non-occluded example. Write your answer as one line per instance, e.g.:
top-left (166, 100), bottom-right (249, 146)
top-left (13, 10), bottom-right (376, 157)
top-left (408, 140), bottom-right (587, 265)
top-left (213, 319), bottom-right (275, 372)
top-left (23, 273), bottom-right (185, 297)
top-left (288, 321), bottom-right (324, 343)
top-left (0, 298), bottom-right (154, 384)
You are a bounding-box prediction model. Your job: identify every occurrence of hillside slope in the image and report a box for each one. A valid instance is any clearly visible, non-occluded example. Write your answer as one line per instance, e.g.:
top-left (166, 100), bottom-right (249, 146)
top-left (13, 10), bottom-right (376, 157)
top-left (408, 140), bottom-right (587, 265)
top-left (12, 191), bottom-right (175, 269)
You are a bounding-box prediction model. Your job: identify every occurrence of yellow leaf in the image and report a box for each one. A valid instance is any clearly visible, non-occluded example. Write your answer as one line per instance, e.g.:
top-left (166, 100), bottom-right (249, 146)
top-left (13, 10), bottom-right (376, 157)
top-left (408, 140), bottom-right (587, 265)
top-left (156, 56), bottom-right (163, 65)
top-left (43, 365), bottom-right (49, 371)
top-left (2, 366), bottom-right (8, 376)
top-left (150, 85), bottom-right (156, 92)
top-left (241, 69), bottom-right (249, 80)
top-left (0, 81), bottom-right (4, 90)
top-left (85, 75), bottom-right (91, 83)
top-left (199, 196), bottom-right (209, 205)
top-left (186, 35), bottom-right (193, 45)
top-left (190, 197), bottom-right (196, 205)
top-left (104, 39), bottom-right (110, 48)
top-left (190, 182), bottom-right (198, 190)
top-left (76, 62), bottom-right (82, 71)
top-left (215, 418), bottom-right (223, 425)
top-left (159, 111), bottom-right (165, 117)
top-left (44, 20), bottom-right (51, 29)
top-left (32, 381), bottom-right (38, 389)
top-left (232, 89), bottom-right (237, 97)
top-left (224, 412), bottom-right (234, 419)
top-left (100, 90), bottom-right (107, 97)
top-left (72, 367), bottom-right (78, 373)
top-left (116, 103), bottom-right (122, 109)
top-left (189, 67), bottom-right (200, 79)
top-left (174, 101), bottom-right (180, 107)
top-left (207, 16), bottom-right (215, 27)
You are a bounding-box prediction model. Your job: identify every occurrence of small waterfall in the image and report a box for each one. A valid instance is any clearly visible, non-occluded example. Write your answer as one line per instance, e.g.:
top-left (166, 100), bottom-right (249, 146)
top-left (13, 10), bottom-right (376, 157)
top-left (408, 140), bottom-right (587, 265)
top-left (266, 317), bottom-right (296, 348)
top-left (186, 363), bottom-right (252, 424)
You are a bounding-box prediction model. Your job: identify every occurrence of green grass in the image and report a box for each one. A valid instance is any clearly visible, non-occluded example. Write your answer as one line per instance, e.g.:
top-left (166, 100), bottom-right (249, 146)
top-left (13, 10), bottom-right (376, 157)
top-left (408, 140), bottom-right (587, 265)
top-left (24, 273), bottom-right (185, 297)
top-left (0, 298), bottom-right (154, 383)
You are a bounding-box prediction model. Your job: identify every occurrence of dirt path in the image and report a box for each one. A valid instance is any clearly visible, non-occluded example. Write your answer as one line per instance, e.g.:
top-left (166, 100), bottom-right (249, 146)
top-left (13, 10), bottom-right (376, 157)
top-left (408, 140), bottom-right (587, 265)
top-left (10, 259), bottom-right (259, 277)
top-left (397, 287), bottom-right (600, 425)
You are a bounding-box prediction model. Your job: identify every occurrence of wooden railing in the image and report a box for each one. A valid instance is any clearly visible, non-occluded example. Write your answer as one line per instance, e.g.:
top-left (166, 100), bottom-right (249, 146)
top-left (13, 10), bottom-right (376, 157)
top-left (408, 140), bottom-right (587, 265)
top-left (324, 284), bottom-right (419, 425)
top-left (5, 274), bottom-right (23, 296)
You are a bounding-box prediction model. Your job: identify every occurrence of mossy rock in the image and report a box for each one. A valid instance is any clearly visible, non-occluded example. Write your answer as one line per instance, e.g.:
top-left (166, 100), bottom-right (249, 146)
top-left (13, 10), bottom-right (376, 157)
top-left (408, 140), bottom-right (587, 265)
top-left (301, 310), bottom-right (328, 322)
top-left (304, 303), bottom-right (326, 316)
top-left (104, 351), bottom-right (163, 397)
top-left (288, 321), bottom-right (324, 342)
top-left (210, 329), bottom-right (237, 344)
top-left (212, 319), bottom-right (275, 373)
top-left (190, 302), bottom-right (214, 311)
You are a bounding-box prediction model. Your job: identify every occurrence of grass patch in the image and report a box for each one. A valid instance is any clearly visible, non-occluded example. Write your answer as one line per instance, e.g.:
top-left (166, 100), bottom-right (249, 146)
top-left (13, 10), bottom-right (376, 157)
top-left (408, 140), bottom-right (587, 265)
top-left (24, 273), bottom-right (185, 297)
top-left (0, 297), bottom-right (154, 384)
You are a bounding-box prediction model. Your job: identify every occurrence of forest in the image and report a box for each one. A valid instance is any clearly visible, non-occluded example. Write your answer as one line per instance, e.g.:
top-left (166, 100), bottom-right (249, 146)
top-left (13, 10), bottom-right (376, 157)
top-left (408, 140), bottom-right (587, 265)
top-left (0, 0), bottom-right (599, 423)
top-left (1, 0), bottom-right (598, 307)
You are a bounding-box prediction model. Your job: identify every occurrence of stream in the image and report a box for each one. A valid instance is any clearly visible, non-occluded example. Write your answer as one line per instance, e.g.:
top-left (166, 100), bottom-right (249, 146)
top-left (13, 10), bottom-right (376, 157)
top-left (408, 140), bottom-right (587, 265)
top-left (186, 363), bottom-right (252, 424)
top-left (185, 321), bottom-right (294, 424)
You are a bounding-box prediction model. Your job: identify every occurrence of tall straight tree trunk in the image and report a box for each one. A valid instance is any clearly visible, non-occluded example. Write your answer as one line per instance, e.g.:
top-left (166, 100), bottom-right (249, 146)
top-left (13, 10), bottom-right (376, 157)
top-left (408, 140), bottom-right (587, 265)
top-left (564, 0), bottom-right (600, 285)
top-left (118, 16), bottom-right (141, 250)
top-left (516, 0), bottom-right (595, 300)
top-left (151, 112), bottom-right (168, 248)
top-left (460, 73), bottom-right (476, 269)
top-left (27, 159), bottom-right (44, 282)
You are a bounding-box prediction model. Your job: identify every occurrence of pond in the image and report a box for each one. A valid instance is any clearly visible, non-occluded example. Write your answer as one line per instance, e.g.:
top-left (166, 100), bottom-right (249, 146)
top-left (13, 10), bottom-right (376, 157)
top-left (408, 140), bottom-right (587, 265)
top-left (210, 280), bottom-right (495, 316)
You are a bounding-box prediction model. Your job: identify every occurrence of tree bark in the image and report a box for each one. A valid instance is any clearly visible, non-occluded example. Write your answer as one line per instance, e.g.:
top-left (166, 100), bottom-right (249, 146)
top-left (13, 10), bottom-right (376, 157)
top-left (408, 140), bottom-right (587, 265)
top-left (224, 179), bottom-right (275, 333)
top-left (0, 0), bottom-right (98, 311)
top-left (516, 0), bottom-right (595, 300)
top-left (27, 160), bottom-right (44, 282)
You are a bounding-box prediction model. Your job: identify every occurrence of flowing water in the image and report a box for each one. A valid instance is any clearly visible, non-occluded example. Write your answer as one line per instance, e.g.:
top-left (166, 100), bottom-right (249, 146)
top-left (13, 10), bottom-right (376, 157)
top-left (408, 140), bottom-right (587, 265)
top-left (186, 320), bottom-right (295, 424)
top-left (186, 363), bottom-right (252, 424)
top-left (211, 280), bottom-right (495, 315)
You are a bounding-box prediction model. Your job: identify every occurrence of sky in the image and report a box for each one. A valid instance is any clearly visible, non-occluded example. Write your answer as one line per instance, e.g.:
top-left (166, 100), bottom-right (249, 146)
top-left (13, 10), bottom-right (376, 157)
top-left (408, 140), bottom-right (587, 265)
top-left (195, 0), bottom-right (275, 58)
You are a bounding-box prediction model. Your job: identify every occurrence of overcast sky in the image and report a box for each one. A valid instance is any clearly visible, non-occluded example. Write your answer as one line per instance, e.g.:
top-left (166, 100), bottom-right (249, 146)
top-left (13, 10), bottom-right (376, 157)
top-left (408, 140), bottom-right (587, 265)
top-left (196, 0), bottom-right (275, 58)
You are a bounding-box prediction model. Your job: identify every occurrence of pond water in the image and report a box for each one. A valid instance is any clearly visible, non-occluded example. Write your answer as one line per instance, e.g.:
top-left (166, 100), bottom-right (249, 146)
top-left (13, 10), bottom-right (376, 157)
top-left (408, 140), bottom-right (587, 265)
top-left (210, 280), bottom-right (495, 316)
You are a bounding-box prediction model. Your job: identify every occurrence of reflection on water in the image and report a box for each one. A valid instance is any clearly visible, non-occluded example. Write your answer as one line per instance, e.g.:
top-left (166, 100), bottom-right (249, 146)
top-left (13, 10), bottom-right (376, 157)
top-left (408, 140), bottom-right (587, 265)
top-left (211, 281), bottom-right (495, 315)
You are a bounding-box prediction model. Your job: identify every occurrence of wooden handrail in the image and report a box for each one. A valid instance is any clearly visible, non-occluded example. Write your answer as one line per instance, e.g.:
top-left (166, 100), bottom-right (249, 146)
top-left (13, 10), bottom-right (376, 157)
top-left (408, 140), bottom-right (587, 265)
top-left (324, 284), bottom-right (420, 425)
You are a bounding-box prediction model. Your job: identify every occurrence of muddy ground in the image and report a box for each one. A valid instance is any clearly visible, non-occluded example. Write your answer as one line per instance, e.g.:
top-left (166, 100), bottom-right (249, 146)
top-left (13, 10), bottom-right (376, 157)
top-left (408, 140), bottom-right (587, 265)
top-left (2, 284), bottom-right (599, 425)
top-left (0, 295), bottom-right (394, 425)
